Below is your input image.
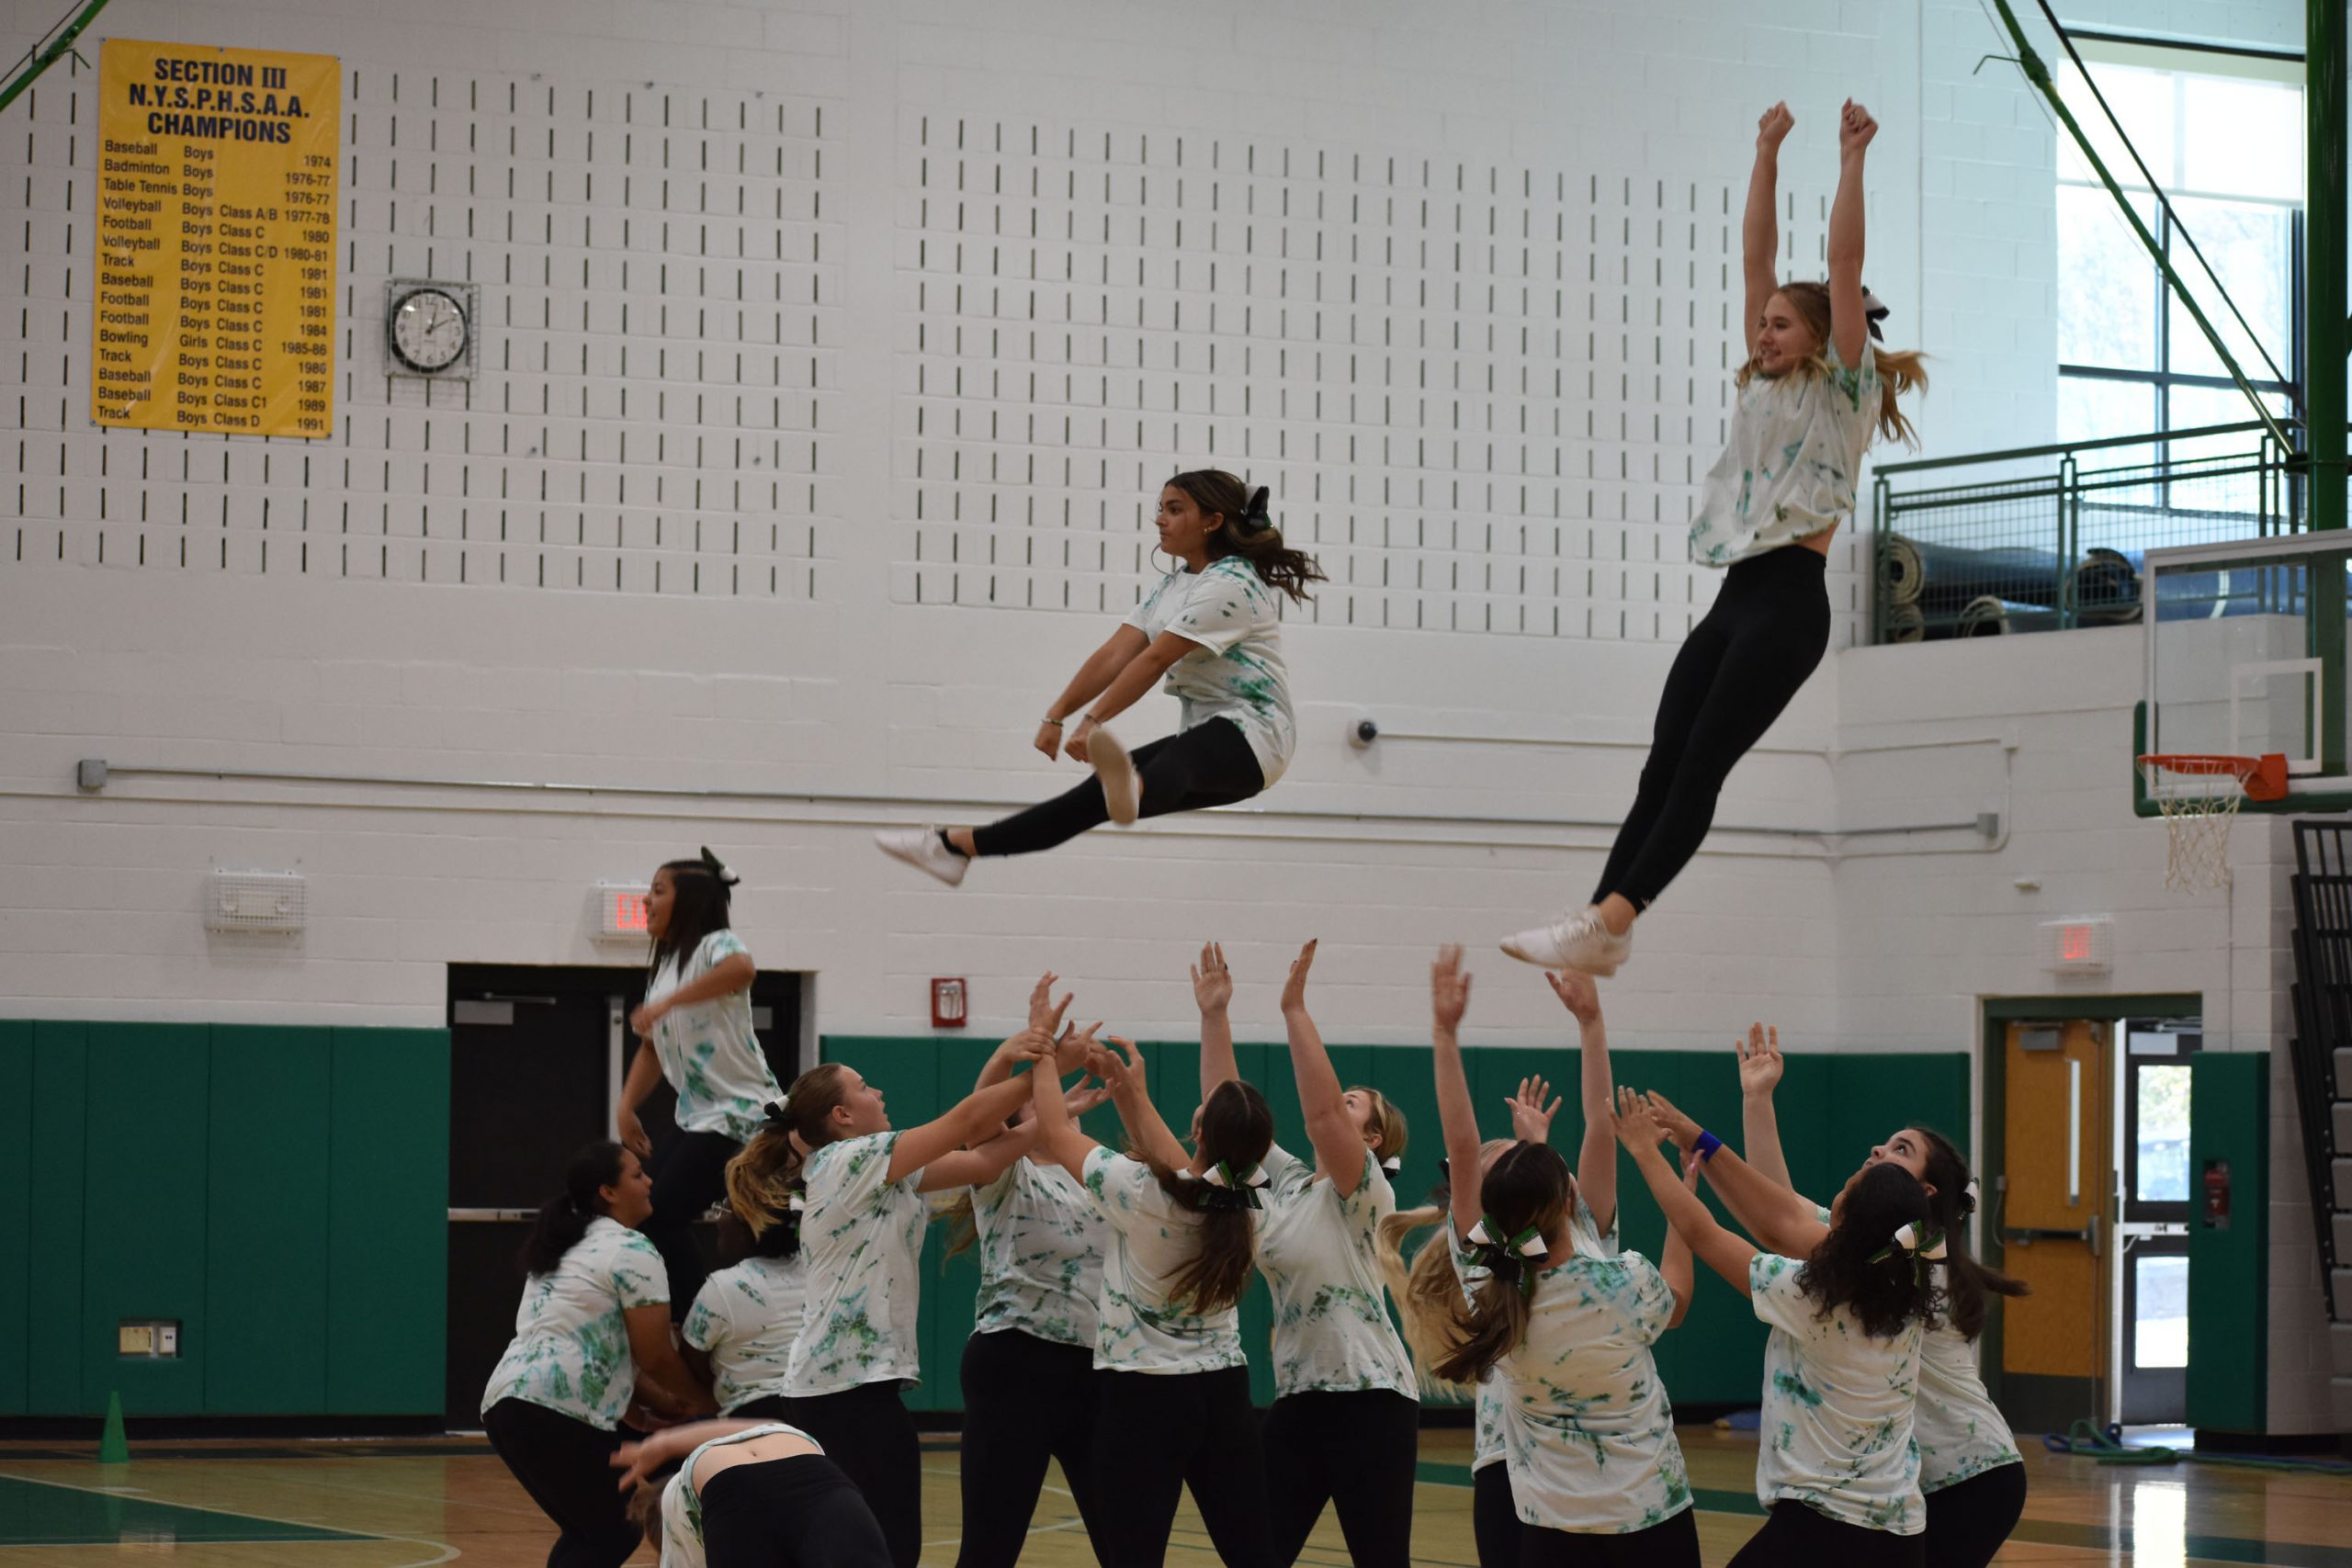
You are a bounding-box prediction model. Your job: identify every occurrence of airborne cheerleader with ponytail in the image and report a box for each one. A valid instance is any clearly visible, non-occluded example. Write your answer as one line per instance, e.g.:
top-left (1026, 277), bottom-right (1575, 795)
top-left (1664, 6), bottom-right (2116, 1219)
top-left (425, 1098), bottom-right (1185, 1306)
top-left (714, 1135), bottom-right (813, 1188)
top-left (877, 469), bottom-right (1319, 886)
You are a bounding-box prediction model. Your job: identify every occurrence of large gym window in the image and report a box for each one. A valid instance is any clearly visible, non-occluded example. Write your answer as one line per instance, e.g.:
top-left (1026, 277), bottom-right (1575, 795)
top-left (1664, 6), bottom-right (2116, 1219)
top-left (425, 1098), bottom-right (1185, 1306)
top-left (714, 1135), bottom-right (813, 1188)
top-left (2055, 41), bottom-right (2304, 468)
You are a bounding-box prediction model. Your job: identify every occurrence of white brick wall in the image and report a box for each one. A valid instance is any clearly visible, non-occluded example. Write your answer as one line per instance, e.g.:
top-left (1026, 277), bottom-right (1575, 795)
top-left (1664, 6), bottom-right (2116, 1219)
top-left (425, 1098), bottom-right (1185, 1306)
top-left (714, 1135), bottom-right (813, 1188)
top-left (2, 0), bottom-right (2334, 1429)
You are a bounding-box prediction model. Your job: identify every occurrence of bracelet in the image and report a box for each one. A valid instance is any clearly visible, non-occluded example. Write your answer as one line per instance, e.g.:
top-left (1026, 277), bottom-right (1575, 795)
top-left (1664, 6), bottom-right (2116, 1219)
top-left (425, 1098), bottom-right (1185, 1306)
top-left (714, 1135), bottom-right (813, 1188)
top-left (1693, 1131), bottom-right (1724, 1162)
top-left (1040, 717), bottom-right (1064, 727)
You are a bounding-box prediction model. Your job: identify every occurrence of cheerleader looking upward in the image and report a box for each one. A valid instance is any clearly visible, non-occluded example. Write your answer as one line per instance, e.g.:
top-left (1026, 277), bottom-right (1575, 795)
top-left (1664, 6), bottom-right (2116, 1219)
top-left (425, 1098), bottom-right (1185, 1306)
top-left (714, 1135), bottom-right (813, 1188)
top-left (1645, 1029), bottom-right (2029, 1568)
top-left (1195, 941), bottom-right (1418, 1568)
top-left (877, 471), bottom-right (1320, 886)
top-left (748, 1028), bottom-right (1057, 1568)
top-left (950, 974), bottom-right (1118, 1568)
top-left (1428, 951), bottom-right (1700, 1568)
top-left (1028, 1030), bottom-right (1280, 1568)
top-left (1501, 100), bottom-right (1924, 976)
top-left (1617, 1089), bottom-right (1939, 1568)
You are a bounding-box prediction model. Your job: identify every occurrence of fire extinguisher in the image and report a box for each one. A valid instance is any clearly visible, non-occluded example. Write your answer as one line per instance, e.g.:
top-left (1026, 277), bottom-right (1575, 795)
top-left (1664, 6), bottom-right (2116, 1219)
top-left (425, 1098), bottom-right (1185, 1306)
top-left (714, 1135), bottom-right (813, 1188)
top-left (2200, 1158), bottom-right (2231, 1230)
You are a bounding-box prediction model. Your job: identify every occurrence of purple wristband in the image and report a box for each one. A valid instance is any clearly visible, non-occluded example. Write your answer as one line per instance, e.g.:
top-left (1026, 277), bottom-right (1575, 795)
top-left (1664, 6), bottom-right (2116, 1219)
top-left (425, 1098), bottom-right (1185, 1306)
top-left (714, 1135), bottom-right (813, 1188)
top-left (1693, 1131), bottom-right (1724, 1162)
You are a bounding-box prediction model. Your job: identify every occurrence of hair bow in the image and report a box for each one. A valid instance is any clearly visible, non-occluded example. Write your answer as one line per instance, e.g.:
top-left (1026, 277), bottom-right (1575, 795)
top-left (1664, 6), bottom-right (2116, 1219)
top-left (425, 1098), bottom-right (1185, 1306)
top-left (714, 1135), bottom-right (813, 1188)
top-left (1466, 1216), bottom-right (1548, 1292)
top-left (763, 1096), bottom-right (793, 1124)
top-left (698, 846), bottom-right (741, 886)
top-left (1188, 1159), bottom-right (1270, 1212)
top-left (1233, 485), bottom-right (1274, 533)
top-left (1961, 1176), bottom-right (1980, 1213)
top-left (1869, 1223), bottom-right (1948, 1278)
top-left (1859, 287), bottom-right (1891, 342)
top-left (1380, 1155), bottom-right (1403, 1176)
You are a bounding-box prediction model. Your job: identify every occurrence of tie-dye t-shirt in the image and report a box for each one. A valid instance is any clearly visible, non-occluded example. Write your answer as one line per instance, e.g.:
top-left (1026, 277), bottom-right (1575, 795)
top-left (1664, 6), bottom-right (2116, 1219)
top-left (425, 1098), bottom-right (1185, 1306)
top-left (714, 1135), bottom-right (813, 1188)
top-left (972, 1156), bottom-right (1107, 1348)
top-left (1458, 1195), bottom-right (1614, 1472)
top-left (1916, 1265), bottom-right (2022, 1491)
top-left (481, 1216), bottom-right (668, 1429)
top-left (682, 1254), bottom-right (808, 1414)
top-left (1750, 1251), bottom-right (1926, 1534)
top-left (1082, 1147), bottom-right (1253, 1373)
top-left (1689, 338), bottom-right (1883, 566)
top-left (1254, 1145), bottom-right (1414, 1398)
top-left (659, 1422), bottom-right (822, 1566)
top-left (784, 1133), bottom-right (928, 1396)
top-left (1122, 556), bottom-right (1294, 786)
top-left (646, 930), bottom-right (784, 1143)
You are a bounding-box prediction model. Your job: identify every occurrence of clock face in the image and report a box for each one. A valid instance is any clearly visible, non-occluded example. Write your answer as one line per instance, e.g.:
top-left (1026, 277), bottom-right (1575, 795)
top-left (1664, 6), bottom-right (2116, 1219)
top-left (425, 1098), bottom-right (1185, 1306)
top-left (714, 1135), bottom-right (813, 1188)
top-left (390, 288), bottom-right (468, 372)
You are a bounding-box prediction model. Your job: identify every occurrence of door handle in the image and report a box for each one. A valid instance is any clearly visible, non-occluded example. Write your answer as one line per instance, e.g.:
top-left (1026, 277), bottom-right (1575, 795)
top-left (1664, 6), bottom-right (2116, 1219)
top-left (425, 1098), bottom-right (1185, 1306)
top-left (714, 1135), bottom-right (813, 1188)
top-left (2000, 1226), bottom-right (2093, 1245)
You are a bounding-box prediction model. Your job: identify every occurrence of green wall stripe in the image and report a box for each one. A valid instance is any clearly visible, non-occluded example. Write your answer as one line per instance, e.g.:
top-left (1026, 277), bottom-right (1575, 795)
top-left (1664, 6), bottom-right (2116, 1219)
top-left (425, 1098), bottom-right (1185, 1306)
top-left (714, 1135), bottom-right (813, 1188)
top-left (2187, 1051), bottom-right (2268, 1433)
top-left (327, 1028), bottom-right (450, 1415)
top-left (206, 1026), bottom-right (332, 1414)
top-left (0, 1022), bottom-right (30, 1415)
top-left (27, 1022), bottom-right (86, 1416)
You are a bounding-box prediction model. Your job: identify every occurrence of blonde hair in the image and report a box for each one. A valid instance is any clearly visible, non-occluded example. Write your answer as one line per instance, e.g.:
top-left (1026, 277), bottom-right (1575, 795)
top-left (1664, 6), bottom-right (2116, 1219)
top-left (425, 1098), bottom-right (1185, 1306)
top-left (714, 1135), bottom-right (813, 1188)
top-left (1737, 279), bottom-right (1927, 447)
top-left (1348, 1085), bottom-right (1409, 1166)
top-left (1372, 1135), bottom-right (1518, 1400)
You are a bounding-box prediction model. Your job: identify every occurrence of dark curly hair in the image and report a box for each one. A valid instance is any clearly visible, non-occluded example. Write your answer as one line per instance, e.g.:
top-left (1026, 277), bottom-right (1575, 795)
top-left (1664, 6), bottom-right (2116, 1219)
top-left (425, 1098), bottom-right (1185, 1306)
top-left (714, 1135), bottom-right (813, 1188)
top-left (1165, 469), bottom-right (1327, 604)
top-left (1798, 1162), bottom-right (1939, 1338)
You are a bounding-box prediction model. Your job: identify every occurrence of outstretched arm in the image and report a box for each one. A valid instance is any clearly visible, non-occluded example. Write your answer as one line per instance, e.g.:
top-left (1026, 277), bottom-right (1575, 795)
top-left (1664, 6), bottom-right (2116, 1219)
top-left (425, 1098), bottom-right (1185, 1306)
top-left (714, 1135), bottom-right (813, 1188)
top-left (1094, 1037), bottom-right (1193, 1171)
top-left (1283, 942), bottom-right (1368, 1196)
top-left (1034, 625), bottom-right (1151, 761)
top-left (1062, 632), bottom-right (1195, 761)
top-left (1547, 970), bottom-right (1618, 1235)
top-left (1827, 98), bottom-right (1876, 367)
top-left (1618, 1090), bottom-right (1758, 1292)
top-left (917, 1119), bottom-right (1045, 1194)
top-left (1194, 941), bottom-right (1239, 1102)
top-left (1031, 1038), bottom-right (1104, 1181)
top-left (1745, 101), bottom-right (1793, 360)
top-left (976, 974), bottom-right (1073, 1092)
top-left (1430, 947), bottom-right (1485, 1242)
top-left (885, 1030), bottom-right (1047, 1185)
top-left (1661, 1147), bottom-right (1702, 1329)
top-left (1644, 1088), bottom-right (1828, 1258)
top-left (1736, 1023), bottom-right (1795, 1190)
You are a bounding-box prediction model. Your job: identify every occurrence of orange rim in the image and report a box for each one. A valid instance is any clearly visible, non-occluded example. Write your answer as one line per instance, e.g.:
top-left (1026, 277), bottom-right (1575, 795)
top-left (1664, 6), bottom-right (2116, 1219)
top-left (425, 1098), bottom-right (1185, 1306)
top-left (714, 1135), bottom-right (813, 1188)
top-left (2137, 752), bottom-right (2290, 802)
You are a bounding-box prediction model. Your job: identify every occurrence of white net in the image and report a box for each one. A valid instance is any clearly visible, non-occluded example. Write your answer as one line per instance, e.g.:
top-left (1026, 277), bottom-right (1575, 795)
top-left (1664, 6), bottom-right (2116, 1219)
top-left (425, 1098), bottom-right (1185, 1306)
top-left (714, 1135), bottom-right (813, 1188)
top-left (2140, 760), bottom-right (2248, 893)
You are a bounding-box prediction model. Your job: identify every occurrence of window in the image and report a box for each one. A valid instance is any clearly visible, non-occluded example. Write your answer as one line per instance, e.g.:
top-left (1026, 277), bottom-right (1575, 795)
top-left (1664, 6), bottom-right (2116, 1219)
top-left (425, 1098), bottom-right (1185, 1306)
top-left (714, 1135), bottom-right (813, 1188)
top-left (2056, 47), bottom-right (2303, 481)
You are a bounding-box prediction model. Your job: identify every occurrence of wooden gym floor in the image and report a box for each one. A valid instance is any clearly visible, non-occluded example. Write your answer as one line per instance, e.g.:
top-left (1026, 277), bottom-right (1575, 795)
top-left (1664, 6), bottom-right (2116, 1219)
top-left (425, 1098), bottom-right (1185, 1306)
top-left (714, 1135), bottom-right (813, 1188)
top-left (0, 1426), bottom-right (2341, 1566)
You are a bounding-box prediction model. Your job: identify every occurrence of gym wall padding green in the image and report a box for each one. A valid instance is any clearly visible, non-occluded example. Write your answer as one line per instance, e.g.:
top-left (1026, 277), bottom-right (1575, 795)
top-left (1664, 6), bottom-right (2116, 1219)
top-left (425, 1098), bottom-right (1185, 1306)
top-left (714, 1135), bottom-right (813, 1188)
top-left (822, 1034), bottom-right (1973, 1410)
top-left (0, 1022), bottom-right (448, 1418)
top-left (2186, 1051), bottom-right (2267, 1434)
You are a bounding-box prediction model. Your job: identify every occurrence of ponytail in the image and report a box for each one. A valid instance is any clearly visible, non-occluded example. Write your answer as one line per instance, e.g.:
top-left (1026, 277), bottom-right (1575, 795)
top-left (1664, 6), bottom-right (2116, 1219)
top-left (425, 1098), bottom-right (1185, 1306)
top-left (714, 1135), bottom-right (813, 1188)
top-left (1429, 1142), bottom-right (1570, 1385)
top-left (1911, 1127), bottom-right (2029, 1339)
top-left (1377, 1203), bottom-right (1479, 1399)
top-left (519, 1141), bottom-right (628, 1277)
top-left (1146, 1079), bottom-right (1274, 1314)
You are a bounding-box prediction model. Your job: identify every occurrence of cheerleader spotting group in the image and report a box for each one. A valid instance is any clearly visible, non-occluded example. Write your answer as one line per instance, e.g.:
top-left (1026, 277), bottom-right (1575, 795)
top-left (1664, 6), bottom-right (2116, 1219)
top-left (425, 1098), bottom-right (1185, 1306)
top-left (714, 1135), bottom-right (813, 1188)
top-left (475, 102), bottom-right (2010, 1568)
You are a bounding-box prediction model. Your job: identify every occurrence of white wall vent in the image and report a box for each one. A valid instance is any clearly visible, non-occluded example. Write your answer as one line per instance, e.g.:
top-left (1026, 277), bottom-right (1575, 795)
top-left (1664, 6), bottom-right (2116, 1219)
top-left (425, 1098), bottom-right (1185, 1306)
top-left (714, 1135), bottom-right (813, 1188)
top-left (205, 870), bottom-right (308, 934)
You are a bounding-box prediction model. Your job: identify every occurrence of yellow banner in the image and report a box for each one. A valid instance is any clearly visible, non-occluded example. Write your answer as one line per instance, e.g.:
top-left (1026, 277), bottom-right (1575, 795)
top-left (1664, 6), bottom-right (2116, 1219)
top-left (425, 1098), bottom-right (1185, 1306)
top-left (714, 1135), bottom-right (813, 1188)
top-left (93, 39), bottom-right (340, 438)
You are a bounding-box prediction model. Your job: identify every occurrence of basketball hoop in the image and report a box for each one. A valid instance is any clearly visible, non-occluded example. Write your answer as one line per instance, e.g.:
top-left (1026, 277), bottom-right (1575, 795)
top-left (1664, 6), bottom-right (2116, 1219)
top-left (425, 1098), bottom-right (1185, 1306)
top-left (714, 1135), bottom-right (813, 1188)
top-left (2136, 753), bottom-right (2288, 892)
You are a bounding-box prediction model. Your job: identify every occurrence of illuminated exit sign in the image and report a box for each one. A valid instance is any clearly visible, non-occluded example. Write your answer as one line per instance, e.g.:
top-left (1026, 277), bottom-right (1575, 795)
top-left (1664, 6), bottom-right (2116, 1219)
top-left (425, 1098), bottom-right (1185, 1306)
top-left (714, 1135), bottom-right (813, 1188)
top-left (595, 883), bottom-right (651, 942)
top-left (2042, 917), bottom-right (2112, 975)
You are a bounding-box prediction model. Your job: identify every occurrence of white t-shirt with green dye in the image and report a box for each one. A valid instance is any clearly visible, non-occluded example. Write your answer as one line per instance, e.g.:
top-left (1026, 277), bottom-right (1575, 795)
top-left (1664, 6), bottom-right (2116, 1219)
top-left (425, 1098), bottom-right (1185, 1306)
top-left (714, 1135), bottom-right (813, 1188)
top-left (1750, 1251), bottom-right (1926, 1534)
top-left (481, 1216), bottom-right (668, 1430)
top-left (682, 1254), bottom-right (808, 1414)
top-left (646, 930), bottom-right (784, 1144)
top-left (1689, 340), bottom-right (1883, 566)
top-left (1122, 556), bottom-right (1295, 786)
top-left (972, 1156), bottom-right (1107, 1348)
top-left (1917, 1266), bottom-right (2022, 1491)
top-left (1458, 1195), bottom-right (1614, 1473)
top-left (658, 1421), bottom-right (823, 1568)
top-left (784, 1132), bottom-right (928, 1396)
top-left (1081, 1147), bottom-right (1252, 1374)
top-left (1254, 1144), bottom-right (1415, 1399)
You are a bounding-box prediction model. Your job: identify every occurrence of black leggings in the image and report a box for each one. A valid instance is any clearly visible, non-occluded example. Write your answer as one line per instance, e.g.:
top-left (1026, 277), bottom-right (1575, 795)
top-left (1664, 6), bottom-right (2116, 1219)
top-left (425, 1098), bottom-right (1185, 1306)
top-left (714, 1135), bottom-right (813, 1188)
top-left (642, 1127), bottom-right (741, 1321)
top-left (1517, 1506), bottom-right (1700, 1566)
top-left (970, 717), bottom-right (1264, 857)
top-left (776, 1382), bottom-right (922, 1568)
top-left (1261, 1389), bottom-right (1419, 1568)
top-left (1473, 1461), bottom-right (1522, 1568)
top-left (481, 1397), bottom-right (640, 1568)
top-left (1727, 1501), bottom-right (1927, 1568)
top-left (1591, 544), bottom-right (1829, 911)
top-left (701, 1452), bottom-right (895, 1568)
top-left (956, 1330), bottom-right (1107, 1568)
top-left (1923, 1462), bottom-right (2027, 1568)
top-left (1093, 1364), bottom-right (1278, 1568)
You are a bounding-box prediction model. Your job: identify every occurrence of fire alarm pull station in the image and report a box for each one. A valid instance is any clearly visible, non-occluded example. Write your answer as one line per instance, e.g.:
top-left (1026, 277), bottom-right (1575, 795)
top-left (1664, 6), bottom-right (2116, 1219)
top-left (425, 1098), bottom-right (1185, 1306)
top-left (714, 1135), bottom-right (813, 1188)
top-left (931, 977), bottom-right (968, 1029)
top-left (2201, 1158), bottom-right (2231, 1230)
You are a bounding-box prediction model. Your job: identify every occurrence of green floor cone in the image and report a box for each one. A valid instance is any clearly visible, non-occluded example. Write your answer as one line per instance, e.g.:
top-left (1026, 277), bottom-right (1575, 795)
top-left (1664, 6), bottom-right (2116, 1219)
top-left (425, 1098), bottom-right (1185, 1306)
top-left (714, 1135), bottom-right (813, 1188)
top-left (97, 1392), bottom-right (129, 1463)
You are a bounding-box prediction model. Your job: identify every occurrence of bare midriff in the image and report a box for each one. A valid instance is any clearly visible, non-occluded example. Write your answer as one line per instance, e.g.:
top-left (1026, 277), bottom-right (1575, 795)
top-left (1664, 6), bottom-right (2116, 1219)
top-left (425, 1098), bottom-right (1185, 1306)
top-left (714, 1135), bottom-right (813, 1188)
top-left (693, 1430), bottom-right (823, 1491)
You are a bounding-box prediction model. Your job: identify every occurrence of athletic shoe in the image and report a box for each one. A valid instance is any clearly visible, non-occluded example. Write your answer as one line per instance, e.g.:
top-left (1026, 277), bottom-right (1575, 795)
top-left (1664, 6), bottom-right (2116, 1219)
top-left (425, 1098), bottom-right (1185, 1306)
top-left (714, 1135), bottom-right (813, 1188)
top-left (876, 826), bottom-right (968, 886)
top-left (1090, 728), bottom-right (1141, 826)
top-left (1500, 907), bottom-right (1631, 975)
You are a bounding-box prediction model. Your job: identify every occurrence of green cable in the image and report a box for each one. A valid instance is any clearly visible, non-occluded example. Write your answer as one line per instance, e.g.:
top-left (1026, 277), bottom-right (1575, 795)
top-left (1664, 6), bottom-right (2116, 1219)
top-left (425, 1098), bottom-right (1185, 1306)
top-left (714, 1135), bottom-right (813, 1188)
top-left (2045, 1416), bottom-right (2352, 1475)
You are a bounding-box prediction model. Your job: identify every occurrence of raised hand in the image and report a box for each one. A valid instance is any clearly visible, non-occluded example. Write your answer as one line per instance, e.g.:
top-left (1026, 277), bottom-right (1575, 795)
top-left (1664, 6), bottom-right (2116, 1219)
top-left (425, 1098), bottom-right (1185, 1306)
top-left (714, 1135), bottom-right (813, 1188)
top-left (1507, 1075), bottom-right (1562, 1144)
top-left (1066, 1077), bottom-right (1114, 1117)
top-left (1613, 1085), bottom-right (1673, 1157)
top-left (1055, 1018), bottom-right (1103, 1076)
top-left (1431, 945), bottom-right (1473, 1034)
top-left (1191, 941), bottom-right (1233, 1014)
top-left (1758, 100), bottom-right (1794, 152)
top-left (1092, 1036), bottom-right (1147, 1095)
top-left (1839, 98), bottom-right (1877, 156)
top-left (1544, 968), bottom-right (1600, 1026)
top-left (1028, 971), bottom-right (1072, 1033)
top-left (1642, 1089), bottom-right (1704, 1153)
top-left (1280, 939), bottom-right (1318, 1014)
top-left (1736, 1021), bottom-right (1783, 1097)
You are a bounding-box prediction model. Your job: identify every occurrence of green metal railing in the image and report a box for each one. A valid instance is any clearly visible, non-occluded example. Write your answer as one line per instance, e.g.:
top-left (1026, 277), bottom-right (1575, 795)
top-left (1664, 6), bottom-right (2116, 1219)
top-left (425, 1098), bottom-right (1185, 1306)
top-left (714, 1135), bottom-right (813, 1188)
top-left (1869, 420), bottom-right (2312, 644)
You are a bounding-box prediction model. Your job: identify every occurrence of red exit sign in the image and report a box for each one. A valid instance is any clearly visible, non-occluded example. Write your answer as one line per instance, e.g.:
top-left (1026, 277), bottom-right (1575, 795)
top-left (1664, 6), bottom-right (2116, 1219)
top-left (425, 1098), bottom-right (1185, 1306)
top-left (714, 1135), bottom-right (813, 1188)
top-left (597, 884), bottom-right (652, 941)
top-left (2042, 917), bottom-right (2111, 974)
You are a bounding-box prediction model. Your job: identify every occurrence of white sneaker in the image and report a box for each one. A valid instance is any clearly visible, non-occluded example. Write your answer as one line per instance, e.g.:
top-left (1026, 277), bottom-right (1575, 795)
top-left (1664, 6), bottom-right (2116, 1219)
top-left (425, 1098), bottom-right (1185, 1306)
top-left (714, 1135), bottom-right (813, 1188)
top-left (1500, 907), bottom-right (1631, 975)
top-left (876, 826), bottom-right (969, 886)
top-left (1089, 728), bottom-right (1141, 826)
